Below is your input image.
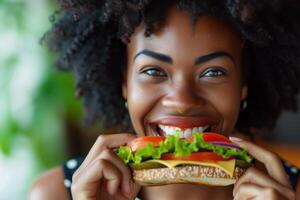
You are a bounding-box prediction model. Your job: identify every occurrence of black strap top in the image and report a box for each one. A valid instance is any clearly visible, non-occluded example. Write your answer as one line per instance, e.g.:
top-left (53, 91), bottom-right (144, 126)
top-left (62, 156), bottom-right (300, 200)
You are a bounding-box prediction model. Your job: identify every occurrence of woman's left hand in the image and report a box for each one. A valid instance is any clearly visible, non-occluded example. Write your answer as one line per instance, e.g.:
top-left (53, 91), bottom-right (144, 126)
top-left (230, 138), bottom-right (296, 200)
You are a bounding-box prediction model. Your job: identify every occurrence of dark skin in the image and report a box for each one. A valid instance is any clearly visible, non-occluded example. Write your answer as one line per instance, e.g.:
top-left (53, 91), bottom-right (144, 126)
top-left (123, 7), bottom-right (247, 137)
top-left (29, 7), bottom-right (298, 200)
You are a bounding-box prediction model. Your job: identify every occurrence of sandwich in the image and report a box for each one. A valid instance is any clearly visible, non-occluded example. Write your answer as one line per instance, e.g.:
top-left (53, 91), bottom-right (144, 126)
top-left (117, 132), bottom-right (253, 186)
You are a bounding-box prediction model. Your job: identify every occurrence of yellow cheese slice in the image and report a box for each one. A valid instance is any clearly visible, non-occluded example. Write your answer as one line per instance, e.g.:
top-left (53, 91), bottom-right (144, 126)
top-left (142, 159), bottom-right (236, 177)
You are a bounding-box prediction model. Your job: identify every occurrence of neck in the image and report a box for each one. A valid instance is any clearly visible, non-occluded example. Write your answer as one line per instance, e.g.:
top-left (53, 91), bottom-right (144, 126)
top-left (140, 184), bottom-right (234, 200)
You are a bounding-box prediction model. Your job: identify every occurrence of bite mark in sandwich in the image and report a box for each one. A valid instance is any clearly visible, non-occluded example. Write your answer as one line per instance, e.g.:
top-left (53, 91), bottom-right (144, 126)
top-left (117, 132), bottom-right (253, 186)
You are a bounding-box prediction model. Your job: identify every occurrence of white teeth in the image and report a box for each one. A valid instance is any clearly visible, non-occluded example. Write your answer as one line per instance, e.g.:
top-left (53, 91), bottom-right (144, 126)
top-left (183, 129), bottom-right (192, 137)
top-left (175, 127), bottom-right (181, 132)
top-left (157, 124), bottom-right (211, 138)
top-left (198, 127), bottom-right (203, 133)
top-left (192, 127), bottom-right (198, 134)
top-left (168, 127), bottom-right (176, 135)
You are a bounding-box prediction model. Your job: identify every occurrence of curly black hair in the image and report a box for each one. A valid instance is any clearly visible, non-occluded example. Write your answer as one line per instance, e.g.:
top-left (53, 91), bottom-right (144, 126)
top-left (42, 0), bottom-right (300, 135)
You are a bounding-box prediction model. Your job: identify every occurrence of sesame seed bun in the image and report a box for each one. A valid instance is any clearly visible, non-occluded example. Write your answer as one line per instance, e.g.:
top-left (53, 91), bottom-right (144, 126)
top-left (132, 165), bottom-right (246, 186)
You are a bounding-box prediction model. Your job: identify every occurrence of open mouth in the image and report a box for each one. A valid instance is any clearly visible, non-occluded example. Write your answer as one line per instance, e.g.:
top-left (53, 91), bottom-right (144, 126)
top-left (148, 116), bottom-right (222, 138)
top-left (151, 124), bottom-right (213, 138)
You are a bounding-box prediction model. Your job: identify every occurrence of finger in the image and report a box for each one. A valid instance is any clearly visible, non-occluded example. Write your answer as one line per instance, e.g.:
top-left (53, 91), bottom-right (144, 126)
top-left (230, 138), bottom-right (290, 187)
top-left (235, 183), bottom-right (288, 200)
top-left (73, 159), bottom-right (121, 196)
top-left (96, 149), bottom-right (142, 198)
top-left (233, 167), bottom-right (294, 200)
top-left (97, 149), bottom-right (133, 194)
top-left (77, 133), bottom-right (136, 174)
top-left (234, 183), bottom-right (260, 200)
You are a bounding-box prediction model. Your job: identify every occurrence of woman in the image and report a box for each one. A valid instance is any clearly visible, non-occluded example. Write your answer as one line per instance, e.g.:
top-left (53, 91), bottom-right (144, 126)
top-left (30, 0), bottom-right (300, 199)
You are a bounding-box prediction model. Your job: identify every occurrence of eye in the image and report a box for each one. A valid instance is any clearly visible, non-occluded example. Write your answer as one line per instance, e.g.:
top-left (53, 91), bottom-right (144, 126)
top-left (140, 67), bottom-right (167, 77)
top-left (200, 67), bottom-right (227, 78)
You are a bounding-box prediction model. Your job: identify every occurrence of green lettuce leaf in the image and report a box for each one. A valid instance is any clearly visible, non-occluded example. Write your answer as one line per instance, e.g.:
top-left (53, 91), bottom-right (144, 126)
top-left (117, 133), bottom-right (253, 164)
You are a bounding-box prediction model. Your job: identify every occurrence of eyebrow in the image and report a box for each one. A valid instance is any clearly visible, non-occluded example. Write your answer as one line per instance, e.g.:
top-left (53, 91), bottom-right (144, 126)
top-left (134, 49), bottom-right (234, 65)
top-left (195, 51), bottom-right (235, 65)
top-left (134, 49), bottom-right (172, 63)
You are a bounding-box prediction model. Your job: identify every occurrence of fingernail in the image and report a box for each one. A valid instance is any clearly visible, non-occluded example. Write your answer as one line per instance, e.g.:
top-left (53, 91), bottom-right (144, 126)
top-left (229, 136), bottom-right (243, 142)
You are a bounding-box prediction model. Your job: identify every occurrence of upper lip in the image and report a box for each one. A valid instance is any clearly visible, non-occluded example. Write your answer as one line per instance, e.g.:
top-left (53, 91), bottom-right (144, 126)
top-left (149, 116), bottom-right (222, 135)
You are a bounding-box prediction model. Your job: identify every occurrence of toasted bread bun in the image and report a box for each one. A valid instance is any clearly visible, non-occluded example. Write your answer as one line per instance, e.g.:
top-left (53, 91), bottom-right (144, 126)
top-left (133, 165), bottom-right (246, 186)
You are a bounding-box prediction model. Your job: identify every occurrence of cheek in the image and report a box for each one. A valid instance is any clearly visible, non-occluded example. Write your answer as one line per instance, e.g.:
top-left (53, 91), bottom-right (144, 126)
top-left (127, 76), bottom-right (162, 135)
top-left (203, 82), bottom-right (242, 133)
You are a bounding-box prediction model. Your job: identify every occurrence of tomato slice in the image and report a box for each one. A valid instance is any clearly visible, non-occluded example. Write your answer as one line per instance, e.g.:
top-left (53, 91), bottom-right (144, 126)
top-left (203, 132), bottom-right (232, 143)
top-left (128, 136), bottom-right (165, 152)
top-left (186, 132), bottom-right (232, 143)
top-left (160, 152), bottom-right (233, 162)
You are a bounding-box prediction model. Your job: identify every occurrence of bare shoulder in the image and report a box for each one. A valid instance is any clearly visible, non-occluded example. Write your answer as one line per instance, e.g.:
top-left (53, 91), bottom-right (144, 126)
top-left (28, 166), bottom-right (69, 200)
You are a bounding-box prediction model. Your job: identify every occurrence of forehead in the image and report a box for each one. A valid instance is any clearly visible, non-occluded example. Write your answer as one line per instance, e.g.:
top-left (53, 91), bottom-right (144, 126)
top-left (127, 7), bottom-right (243, 64)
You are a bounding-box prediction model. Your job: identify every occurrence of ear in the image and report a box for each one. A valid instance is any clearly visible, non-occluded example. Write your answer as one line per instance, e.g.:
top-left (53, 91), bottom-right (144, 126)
top-left (122, 68), bottom-right (128, 100)
top-left (241, 84), bottom-right (248, 100)
top-left (122, 82), bottom-right (127, 100)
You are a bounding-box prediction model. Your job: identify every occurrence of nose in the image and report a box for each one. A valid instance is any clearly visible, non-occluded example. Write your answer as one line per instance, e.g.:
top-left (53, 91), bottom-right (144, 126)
top-left (161, 81), bottom-right (204, 114)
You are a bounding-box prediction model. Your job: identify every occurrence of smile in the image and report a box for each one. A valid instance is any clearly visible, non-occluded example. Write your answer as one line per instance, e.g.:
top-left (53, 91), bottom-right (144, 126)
top-left (157, 124), bottom-right (210, 137)
top-left (149, 116), bottom-right (220, 138)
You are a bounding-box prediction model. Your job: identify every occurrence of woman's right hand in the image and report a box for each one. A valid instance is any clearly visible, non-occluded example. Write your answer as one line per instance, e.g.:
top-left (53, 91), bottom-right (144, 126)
top-left (71, 133), bottom-right (141, 200)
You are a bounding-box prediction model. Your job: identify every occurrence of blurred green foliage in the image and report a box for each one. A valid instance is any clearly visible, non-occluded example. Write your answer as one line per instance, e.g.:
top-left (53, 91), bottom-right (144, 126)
top-left (0, 0), bottom-right (83, 198)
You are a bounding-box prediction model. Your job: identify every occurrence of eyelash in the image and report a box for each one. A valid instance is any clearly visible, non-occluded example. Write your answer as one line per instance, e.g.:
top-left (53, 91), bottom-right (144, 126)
top-left (140, 67), bottom-right (167, 77)
top-left (139, 67), bottom-right (226, 78)
top-left (200, 67), bottom-right (227, 78)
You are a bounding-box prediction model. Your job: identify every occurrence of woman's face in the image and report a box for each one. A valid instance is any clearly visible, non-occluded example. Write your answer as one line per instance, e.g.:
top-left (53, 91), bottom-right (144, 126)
top-left (123, 7), bottom-right (247, 137)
